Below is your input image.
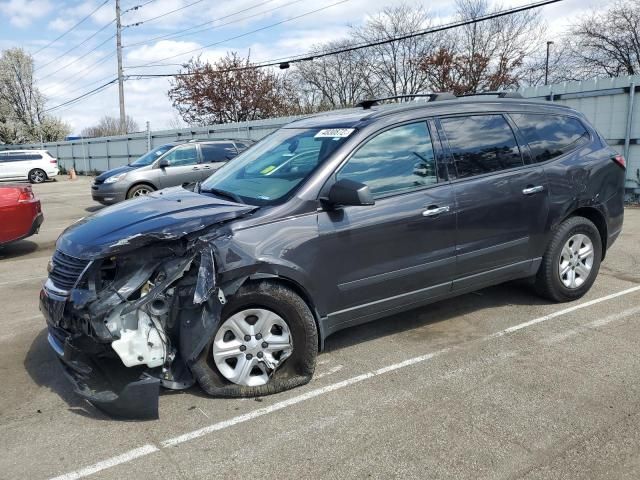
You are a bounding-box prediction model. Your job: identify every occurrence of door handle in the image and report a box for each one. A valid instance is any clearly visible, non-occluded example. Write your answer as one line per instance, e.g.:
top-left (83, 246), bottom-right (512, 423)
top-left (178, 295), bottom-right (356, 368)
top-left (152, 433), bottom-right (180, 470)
top-left (422, 205), bottom-right (450, 217)
top-left (192, 166), bottom-right (200, 170)
top-left (522, 185), bottom-right (545, 195)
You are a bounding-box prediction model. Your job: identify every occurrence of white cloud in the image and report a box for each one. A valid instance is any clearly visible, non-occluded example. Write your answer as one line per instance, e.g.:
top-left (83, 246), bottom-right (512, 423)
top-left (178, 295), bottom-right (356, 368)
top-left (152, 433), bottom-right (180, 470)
top-left (1, 0), bottom-right (53, 27)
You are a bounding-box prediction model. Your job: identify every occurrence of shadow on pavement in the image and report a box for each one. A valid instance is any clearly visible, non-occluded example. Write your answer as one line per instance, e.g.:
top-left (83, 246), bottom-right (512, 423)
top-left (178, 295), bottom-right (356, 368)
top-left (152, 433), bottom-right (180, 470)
top-left (324, 281), bottom-right (550, 352)
top-left (24, 329), bottom-right (110, 420)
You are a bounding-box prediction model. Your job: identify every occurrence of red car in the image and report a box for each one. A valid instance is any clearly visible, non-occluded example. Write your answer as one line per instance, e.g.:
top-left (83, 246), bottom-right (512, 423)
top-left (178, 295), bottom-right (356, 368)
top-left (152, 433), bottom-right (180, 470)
top-left (0, 184), bottom-right (43, 246)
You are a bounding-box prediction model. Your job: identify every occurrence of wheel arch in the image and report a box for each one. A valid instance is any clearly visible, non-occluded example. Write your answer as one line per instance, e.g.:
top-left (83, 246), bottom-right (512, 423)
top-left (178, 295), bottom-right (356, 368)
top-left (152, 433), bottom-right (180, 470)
top-left (126, 181), bottom-right (157, 197)
top-left (235, 274), bottom-right (326, 352)
top-left (565, 206), bottom-right (608, 259)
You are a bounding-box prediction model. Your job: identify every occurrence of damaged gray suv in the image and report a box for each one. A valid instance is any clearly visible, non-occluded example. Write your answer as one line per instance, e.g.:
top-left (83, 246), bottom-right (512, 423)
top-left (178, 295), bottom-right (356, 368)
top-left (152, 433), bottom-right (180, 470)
top-left (40, 93), bottom-right (626, 419)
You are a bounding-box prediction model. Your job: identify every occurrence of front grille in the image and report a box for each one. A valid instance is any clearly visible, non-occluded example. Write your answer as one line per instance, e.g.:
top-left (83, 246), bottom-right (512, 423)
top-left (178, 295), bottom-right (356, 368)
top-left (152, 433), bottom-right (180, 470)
top-left (49, 250), bottom-right (90, 291)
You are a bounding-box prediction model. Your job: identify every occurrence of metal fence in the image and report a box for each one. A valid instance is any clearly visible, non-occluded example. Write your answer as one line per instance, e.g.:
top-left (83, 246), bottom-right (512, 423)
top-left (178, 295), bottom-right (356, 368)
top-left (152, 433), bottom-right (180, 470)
top-left (1, 75), bottom-right (638, 195)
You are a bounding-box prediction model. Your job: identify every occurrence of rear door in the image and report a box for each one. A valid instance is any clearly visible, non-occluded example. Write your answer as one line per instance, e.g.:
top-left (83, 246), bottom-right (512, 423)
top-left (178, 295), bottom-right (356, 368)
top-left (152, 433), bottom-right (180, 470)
top-left (316, 120), bottom-right (457, 327)
top-left (1, 153), bottom-right (27, 179)
top-left (156, 144), bottom-right (200, 188)
top-left (437, 114), bottom-right (549, 290)
top-left (199, 142), bottom-right (237, 180)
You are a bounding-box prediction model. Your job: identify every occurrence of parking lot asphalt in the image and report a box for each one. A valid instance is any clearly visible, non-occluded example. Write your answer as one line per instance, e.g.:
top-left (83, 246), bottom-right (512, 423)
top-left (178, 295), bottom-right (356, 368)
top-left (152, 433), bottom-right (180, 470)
top-left (1, 176), bottom-right (639, 480)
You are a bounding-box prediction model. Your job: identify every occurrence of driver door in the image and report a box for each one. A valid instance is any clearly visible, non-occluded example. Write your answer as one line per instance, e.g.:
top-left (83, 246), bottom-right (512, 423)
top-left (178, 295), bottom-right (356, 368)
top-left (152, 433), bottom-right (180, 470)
top-left (157, 144), bottom-right (200, 188)
top-left (316, 121), bottom-right (457, 329)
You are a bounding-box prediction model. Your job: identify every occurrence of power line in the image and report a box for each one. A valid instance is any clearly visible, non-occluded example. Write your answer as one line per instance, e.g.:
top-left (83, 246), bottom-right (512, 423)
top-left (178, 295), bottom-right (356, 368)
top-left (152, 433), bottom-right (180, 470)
top-left (43, 78), bottom-right (118, 113)
top-left (32, 0), bottom-right (111, 55)
top-left (134, 0), bottom-right (352, 67)
top-left (123, 0), bottom-right (205, 28)
top-left (41, 33), bottom-right (116, 79)
top-left (123, 0), bottom-right (157, 14)
top-left (129, 0), bottom-right (562, 76)
top-left (123, 0), bottom-right (282, 48)
top-left (35, 20), bottom-right (115, 73)
top-left (40, 50), bottom-right (117, 97)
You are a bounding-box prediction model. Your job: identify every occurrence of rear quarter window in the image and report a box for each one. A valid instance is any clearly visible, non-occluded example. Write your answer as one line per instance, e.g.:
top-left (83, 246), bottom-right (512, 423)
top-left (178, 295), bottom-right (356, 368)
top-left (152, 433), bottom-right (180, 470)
top-left (440, 114), bottom-right (523, 178)
top-left (510, 113), bottom-right (590, 163)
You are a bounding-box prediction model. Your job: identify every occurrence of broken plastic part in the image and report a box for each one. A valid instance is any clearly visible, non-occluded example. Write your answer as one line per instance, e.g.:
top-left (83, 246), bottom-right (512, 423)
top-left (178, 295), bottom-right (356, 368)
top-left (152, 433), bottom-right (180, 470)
top-left (193, 246), bottom-right (216, 304)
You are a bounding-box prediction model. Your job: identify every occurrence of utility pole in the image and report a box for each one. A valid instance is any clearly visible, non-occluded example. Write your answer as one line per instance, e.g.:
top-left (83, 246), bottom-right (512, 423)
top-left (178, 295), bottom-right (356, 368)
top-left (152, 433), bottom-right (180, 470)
top-left (544, 41), bottom-right (554, 86)
top-left (115, 0), bottom-right (126, 134)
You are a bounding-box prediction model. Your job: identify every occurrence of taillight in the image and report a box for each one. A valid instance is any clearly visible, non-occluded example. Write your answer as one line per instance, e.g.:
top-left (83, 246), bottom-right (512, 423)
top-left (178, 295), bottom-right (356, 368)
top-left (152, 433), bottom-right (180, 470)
top-left (17, 189), bottom-right (34, 203)
top-left (50, 159), bottom-right (57, 164)
top-left (612, 154), bottom-right (626, 169)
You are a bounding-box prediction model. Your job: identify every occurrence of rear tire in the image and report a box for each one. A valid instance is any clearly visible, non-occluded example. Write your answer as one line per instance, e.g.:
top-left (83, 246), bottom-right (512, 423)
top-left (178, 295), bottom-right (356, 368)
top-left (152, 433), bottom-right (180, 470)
top-left (126, 183), bottom-right (155, 199)
top-left (535, 216), bottom-right (602, 302)
top-left (191, 281), bottom-right (318, 397)
top-left (29, 169), bottom-right (47, 184)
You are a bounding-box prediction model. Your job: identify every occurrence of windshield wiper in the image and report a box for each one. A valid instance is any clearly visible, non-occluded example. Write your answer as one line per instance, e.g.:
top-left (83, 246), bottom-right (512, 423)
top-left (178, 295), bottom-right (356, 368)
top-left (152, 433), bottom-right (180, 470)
top-left (200, 186), bottom-right (244, 204)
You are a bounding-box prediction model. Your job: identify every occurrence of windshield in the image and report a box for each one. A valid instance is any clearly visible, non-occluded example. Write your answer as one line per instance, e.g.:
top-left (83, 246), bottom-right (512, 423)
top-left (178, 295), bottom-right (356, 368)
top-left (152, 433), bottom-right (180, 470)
top-left (130, 144), bottom-right (174, 167)
top-left (200, 128), bottom-right (353, 205)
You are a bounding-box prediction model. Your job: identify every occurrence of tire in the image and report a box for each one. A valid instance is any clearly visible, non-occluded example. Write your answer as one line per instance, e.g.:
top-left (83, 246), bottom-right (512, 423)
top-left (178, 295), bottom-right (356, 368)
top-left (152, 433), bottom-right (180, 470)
top-left (191, 281), bottom-right (318, 397)
top-left (126, 183), bottom-right (155, 199)
top-left (535, 216), bottom-right (602, 302)
top-left (29, 169), bottom-right (47, 184)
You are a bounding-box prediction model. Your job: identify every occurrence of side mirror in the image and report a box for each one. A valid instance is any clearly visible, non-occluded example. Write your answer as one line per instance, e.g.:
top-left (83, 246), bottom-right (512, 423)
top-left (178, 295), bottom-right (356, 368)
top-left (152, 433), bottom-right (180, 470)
top-left (326, 178), bottom-right (375, 207)
top-left (158, 158), bottom-right (170, 169)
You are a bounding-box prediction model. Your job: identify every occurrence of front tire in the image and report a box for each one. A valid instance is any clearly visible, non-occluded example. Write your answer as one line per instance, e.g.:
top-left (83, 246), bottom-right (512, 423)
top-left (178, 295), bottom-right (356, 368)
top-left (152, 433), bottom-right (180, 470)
top-left (535, 216), bottom-right (602, 302)
top-left (29, 169), bottom-right (47, 184)
top-left (126, 184), bottom-right (155, 199)
top-left (191, 281), bottom-right (318, 397)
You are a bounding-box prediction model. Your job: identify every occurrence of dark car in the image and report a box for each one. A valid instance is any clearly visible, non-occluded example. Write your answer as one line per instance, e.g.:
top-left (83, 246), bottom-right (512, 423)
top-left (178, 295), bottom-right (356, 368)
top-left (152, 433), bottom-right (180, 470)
top-left (40, 93), bottom-right (625, 418)
top-left (91, 139), bottom-right (253, 204)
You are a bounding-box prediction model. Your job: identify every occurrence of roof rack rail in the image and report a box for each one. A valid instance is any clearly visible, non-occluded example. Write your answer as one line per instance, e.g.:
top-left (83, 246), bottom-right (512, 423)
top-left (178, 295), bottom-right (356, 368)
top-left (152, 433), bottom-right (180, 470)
top-left (456, 91), bottom-right (523, 99)
top-left (356, 93), bottom-right (456, 110)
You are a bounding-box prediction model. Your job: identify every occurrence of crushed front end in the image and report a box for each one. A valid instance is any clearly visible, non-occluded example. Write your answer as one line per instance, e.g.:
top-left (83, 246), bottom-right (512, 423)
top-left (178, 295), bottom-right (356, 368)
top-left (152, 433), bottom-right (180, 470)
top-left (40, 241), bottom-right (226, 419)
top-left (39, 188), bottom-right (256, 419)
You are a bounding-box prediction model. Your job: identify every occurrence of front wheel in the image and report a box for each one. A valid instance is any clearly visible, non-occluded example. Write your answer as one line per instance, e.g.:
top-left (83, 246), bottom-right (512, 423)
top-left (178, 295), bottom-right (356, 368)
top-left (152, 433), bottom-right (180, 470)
top-left (126, 184), bottom-right (155, 199)
top-left (191, 281), bottom-right (318, 397)
top-left (535, 216), bottom-right (602, 302)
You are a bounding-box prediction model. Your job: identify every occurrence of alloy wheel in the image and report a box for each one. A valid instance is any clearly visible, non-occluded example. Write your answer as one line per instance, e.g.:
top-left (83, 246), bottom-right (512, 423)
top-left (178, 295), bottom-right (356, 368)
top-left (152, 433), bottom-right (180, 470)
top-left (558, 233), bottom-right (594, 289)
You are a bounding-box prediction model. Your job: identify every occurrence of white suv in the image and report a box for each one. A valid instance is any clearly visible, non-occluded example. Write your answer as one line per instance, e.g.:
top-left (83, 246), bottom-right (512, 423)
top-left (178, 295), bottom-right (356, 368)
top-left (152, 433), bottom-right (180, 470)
top-left (0, 150), bottom-right (59, 183)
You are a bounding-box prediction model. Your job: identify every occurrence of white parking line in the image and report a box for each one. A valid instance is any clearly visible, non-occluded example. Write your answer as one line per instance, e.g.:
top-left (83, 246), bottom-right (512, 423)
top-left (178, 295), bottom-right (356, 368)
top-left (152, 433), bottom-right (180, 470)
top-left (49, 445), bottom-right (159, 480)
top-left (48, 284), bottom-right (640, 480)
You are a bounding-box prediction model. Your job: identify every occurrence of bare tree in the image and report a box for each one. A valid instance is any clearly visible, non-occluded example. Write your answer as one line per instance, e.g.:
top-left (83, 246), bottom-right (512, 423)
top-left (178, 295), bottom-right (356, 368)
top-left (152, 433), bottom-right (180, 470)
top-left (567, 0), bottom-right (640, 77)
top-left (0, 47), bottom-right (70, 143)
top-left (168, 52), bottom-right (301, 125)
top-left (350, 4), bottom-right (439, 98)
top-left (81, 115), bottom-right (139, 137)
top-left (294, 40), bottom-right (375, 109)
top-left (420, 0), bottom-right (544, 94)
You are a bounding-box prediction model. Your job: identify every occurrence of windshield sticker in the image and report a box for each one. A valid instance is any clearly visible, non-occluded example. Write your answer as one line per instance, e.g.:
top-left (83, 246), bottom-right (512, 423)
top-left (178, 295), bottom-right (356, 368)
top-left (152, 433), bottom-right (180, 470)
top-left (314, 128), bottom-right (355, 139)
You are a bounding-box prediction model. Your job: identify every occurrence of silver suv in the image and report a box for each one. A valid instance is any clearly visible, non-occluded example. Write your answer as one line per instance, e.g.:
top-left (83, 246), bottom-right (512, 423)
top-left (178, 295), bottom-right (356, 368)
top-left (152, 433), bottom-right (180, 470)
top-left (91, 139), bottom-right (252, 204)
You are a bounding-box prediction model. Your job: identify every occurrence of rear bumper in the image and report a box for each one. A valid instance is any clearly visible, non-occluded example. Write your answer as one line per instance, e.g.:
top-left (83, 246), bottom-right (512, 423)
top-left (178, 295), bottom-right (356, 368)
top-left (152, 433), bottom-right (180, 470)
top-left (40, 288), bottom-right (160, 420)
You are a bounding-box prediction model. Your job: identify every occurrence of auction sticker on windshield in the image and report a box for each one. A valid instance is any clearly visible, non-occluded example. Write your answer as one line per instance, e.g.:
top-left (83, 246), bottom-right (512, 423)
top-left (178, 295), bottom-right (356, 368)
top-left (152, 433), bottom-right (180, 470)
top-left (314, 128), bottom-right (355, 138)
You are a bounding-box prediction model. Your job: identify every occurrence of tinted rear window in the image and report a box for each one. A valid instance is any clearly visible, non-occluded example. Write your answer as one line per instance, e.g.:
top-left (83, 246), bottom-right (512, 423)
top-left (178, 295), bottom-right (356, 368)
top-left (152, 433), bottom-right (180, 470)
top-left (510, 114), bottom-right (590, 163)
top-left (201, 143), bottom-right (237, 162)
top-left (440, 115), bottom-right (523, 178)
top-left (3, 153), bottom-right (43, 161)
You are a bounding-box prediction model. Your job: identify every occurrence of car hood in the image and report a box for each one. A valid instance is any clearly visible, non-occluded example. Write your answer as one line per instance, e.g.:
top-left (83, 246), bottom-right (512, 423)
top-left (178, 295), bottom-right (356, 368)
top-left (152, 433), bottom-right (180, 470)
top-left (57, 187), bottom-right (256, 259)
top-left (95, 165), bottom-right (138, 181)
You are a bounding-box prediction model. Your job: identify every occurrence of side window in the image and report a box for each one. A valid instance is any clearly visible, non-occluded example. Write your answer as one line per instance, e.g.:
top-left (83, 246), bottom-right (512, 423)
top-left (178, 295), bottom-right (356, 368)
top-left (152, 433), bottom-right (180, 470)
top-left (440, 115), bottom-right (523, 178)
top-left (201, 143), bottom-right (237, 163)
top-left (163, 145), bottom-right (198, 166)
top-left (510, 114), bottom-right (590, 163)
top-left (337, 122), bottom-right (438, 198)
top-left (25, 154), bottom-right (43, 160)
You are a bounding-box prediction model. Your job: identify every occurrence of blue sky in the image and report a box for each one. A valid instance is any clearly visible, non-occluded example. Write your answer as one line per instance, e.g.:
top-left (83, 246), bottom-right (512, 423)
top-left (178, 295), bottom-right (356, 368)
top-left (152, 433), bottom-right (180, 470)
top-left (0, 0), bottom-right (604, 134)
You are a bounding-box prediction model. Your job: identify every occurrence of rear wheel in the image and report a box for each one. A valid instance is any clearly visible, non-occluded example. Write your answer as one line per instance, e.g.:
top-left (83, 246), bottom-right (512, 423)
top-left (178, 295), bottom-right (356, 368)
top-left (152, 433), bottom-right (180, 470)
top-left (29, 169), bottom-right (47, 184)
top-left (126, 184), bottom-right (155, 199)
top-left (191, 281), bottom-right (318, 397)
top-left (535, 216), bottom-right (602, 302)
